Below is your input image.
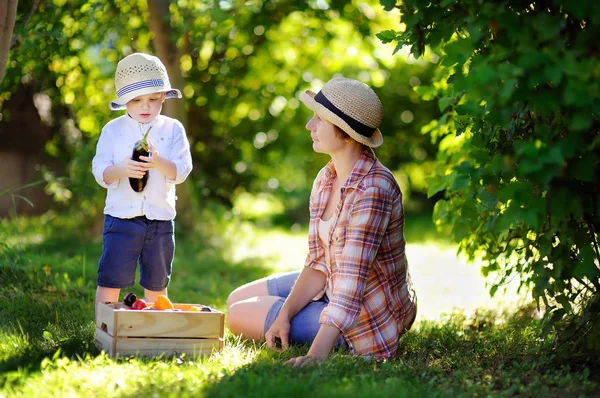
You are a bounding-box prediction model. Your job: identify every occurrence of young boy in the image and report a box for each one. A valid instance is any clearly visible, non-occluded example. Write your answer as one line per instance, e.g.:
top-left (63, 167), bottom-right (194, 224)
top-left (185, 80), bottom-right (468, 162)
top-left (92, 52), bottom-right (193, 314)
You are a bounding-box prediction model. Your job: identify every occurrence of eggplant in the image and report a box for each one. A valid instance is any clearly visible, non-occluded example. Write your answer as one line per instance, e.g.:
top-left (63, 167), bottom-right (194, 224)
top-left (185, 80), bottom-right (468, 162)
top-left (129, 126), bottom-right (152, 192)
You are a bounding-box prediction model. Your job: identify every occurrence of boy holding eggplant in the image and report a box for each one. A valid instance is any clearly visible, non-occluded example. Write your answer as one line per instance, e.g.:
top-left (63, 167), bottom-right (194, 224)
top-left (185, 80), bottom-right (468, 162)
top-left (91, 52), bottom-right (192, 316)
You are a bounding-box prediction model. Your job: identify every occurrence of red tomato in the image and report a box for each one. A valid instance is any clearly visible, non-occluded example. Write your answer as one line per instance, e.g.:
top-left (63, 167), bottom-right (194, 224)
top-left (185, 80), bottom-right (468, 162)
top-left (131, 299), bottom-right (147, 310)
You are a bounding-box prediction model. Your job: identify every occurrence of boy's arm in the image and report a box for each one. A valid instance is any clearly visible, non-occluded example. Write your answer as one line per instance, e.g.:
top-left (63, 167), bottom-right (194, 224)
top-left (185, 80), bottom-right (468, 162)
top-left (144, 153), bottom-right (177, 180)
top-left (92, 128), bottom-right (118, 188)
top-left (161, 121), bottom-right (193, 184)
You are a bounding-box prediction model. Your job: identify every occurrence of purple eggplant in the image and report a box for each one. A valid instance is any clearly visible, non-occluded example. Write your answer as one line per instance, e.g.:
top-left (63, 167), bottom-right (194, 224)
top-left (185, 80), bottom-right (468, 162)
top-left (129, 126), bottom-right (152, 192)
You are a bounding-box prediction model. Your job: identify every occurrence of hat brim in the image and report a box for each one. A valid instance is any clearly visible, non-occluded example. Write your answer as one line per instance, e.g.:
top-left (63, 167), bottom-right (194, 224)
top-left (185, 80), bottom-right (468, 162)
top-left (109, 87), bottom-right (182, 111)
top-left (301, 89), bottom-right (383, 148)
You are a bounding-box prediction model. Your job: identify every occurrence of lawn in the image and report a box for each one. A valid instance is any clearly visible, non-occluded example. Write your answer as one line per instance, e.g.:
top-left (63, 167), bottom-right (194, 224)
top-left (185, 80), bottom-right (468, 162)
top-left (0, 212), bottom-right (597, 397)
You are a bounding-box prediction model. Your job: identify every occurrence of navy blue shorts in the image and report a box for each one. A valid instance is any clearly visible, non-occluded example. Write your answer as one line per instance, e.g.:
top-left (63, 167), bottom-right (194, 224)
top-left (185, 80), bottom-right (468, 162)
top-left (97, 215), bottom-right (174, 291)
top-left (264, 270), bottom-right (348, 350)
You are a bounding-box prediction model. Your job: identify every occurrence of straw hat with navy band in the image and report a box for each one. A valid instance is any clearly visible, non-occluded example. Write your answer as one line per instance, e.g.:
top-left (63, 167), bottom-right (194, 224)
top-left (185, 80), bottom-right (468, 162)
top-left (300, 77), bottom-right (384, 148)
top-left (109, 53), bottom-right (182, 111)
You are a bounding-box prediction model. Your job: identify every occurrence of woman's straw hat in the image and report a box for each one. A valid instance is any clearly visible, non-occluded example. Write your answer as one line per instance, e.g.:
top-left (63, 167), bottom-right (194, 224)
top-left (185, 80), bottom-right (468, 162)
top-left (109, 53), bottom-right (182, 111)
top-left (301, 77), bottom-right (383, 147)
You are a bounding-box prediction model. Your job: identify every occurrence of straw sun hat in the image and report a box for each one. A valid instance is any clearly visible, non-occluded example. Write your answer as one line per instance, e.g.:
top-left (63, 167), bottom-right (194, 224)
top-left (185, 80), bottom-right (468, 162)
top-left (109, 53), bottom-right (182, 111)
top-left (301, 77), bottom-right (384, 147)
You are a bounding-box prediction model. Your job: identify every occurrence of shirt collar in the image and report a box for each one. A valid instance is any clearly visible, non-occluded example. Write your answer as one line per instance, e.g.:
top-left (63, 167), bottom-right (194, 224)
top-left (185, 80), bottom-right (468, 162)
top-left (323, 147), bottom-right (377, 190)
top-left (124, 113), bottom-right (161, 132)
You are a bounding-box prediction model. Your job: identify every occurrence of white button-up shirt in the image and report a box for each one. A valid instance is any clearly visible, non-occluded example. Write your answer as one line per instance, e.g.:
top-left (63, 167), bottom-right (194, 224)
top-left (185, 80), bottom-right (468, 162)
top-left (92, 114), bottom-right (193, 220)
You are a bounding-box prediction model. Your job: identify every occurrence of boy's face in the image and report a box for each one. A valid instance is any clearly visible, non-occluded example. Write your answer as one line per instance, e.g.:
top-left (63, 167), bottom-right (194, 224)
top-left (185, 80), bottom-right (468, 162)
top-left (126, 92), bottom-right (166, 124)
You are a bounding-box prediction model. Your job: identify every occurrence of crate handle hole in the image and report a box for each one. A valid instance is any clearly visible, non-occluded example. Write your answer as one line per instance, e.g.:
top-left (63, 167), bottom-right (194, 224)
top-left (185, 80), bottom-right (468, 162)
top-left (100, 323), bottom-right (108, 332)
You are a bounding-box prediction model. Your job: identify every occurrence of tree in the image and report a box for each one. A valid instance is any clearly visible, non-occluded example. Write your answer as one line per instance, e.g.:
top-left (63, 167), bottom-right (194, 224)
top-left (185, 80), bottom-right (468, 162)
top-left (2, 0), bottom-right (440, 225)
top-left (0, 0), bottom-right (17, 85)
top-left (379, 0), bottom-right (600, 349)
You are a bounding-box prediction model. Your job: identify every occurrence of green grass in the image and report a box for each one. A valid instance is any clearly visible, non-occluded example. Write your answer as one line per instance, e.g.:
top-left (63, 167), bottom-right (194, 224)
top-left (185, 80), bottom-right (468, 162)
top-left (0, 213), bottom-right (598, 397)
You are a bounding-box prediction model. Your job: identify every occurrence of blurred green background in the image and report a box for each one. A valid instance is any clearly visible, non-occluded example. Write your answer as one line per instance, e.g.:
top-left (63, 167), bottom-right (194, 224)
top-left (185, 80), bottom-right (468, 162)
top-left (0, 0), bottom-right (441, 236)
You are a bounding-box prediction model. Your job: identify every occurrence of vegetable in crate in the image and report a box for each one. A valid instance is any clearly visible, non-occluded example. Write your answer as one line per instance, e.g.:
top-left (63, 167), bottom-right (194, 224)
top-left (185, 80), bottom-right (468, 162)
top-left (123, 292), bottom-right (137, 307)
top-left (129, 126), bottom-right (153, 192)
top-left (131, 299), bottom-right (148, 310)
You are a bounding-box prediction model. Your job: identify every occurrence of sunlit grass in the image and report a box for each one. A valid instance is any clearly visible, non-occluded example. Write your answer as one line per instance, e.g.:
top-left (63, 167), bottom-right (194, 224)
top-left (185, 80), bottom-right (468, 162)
top-left (0, 212), bottom-right (596, 397)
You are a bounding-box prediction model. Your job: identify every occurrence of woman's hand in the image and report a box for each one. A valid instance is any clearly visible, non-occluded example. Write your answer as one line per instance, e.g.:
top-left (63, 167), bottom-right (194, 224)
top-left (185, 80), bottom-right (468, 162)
top-left (285, 324), bottom-right (340, 367)
top-left (264, 315), bottom-right (291, 350)
top-left (286, 352), bottom-right (328, 368)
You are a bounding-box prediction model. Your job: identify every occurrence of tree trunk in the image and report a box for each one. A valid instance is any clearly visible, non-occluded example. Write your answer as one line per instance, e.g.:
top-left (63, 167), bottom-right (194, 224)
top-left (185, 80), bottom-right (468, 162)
top-left (0, 0), bottom-right (18, 85)
top-left (146, 0), bottom-right (196, 231)
top-left (146, 0), bottom-right (187, 129)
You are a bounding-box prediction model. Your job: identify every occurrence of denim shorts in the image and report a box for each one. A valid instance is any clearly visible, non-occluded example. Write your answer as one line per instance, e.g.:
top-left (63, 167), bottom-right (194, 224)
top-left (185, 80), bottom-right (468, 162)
top-left (97, 215), bottom-right (174, 291)
top-left (264, 270), bottom-right (348, 350)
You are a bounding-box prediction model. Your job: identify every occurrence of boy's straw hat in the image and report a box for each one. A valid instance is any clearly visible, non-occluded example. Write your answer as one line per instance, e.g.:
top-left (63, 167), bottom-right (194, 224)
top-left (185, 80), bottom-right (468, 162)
top-left (109, 53), bottom-right (182, 111)
top-left (301, 77), bottom-right (383, 147)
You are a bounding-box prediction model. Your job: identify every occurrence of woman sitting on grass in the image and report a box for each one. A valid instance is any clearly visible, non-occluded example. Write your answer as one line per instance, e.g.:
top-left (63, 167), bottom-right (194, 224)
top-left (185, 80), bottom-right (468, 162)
top-left (226, 77), bottom-right (417, 366)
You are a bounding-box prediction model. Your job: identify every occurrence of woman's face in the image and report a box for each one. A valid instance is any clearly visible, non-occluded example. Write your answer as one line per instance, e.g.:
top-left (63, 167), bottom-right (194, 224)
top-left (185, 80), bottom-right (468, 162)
top-left (306, 113), bottom-right (347, 155)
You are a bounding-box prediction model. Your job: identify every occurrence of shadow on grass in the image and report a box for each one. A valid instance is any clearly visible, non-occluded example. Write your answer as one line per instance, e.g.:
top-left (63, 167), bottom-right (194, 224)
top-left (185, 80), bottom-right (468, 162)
top-left (200, 352), bottom-right (438, 398)
top-left (199, 313), bottom-right (600, 398)
top-left (0, 227), bottom-right (279, 378)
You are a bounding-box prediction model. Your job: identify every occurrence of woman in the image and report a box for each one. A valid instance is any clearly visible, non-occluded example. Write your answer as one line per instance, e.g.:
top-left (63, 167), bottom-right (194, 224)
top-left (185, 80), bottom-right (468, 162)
top-left (227, 77), bottom-right (417, 366)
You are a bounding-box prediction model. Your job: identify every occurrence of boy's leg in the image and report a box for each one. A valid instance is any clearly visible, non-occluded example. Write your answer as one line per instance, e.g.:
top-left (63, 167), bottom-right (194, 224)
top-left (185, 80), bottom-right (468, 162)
top-left (96, 215), bottom-right (145, 320)
top-left (144, 288), bottom-right (167, 303)
top-left (95, 286), bottom-right (120, 320)
top-left (139, 219), bottom-right (174, 294)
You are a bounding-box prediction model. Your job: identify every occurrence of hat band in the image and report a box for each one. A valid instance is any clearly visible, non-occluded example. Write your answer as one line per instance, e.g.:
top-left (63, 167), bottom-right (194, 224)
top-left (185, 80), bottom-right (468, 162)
top-left (117, 79), bottom-right (165, 98)
top-left (314, 91), bottom-right (376, 138)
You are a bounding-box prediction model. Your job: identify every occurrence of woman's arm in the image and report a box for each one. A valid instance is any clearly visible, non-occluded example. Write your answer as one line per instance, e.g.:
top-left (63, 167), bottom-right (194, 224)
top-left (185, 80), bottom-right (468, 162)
top-left (265, 266), bottom-right (326, 349)
top-left (286, 323), bottom-right (341, 367)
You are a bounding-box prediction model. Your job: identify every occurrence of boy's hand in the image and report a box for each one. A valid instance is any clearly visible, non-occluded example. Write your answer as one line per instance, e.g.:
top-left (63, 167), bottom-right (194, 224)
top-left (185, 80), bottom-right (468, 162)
top-left (138, 139), bottom-right (162, 170)
top-left (118, 158), bottom-right (150, 179)
top-left (138, 139), bottom-right (177, 180)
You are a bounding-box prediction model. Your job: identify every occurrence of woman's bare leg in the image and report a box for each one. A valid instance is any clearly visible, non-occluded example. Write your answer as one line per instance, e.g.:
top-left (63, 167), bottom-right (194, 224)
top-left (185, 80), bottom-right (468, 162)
top-left (227, 295), bottom-right (282, 341)
top-left (226, 276), bottom-right (270, 309)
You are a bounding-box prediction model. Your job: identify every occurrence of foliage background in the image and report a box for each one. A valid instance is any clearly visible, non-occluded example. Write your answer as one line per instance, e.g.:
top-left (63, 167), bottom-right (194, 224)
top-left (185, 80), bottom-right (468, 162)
top-left (378, 0), bottom-right (600, 348)
top-left (1, 0), bottom-right (441, 231)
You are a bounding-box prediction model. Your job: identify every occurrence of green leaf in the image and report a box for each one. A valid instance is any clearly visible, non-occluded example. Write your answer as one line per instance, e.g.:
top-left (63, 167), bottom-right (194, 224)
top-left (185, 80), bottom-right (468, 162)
top-left (376, 29), bottom-right (397, 43)
top-left (562, 1), bottom-right (589, 19)
top-left (380, 0), bottom-right (397, 12)
top-left (569, 111), bottom-right (593, 132)
top-left (438, 96), bottom-right (453, 112)
top-left (573, 246), bottom-right (600, 280)
top-left (544, 64), bottom-right (563, 85)
top-left (392, 42), bottom-right (404, 55)
top-left (427, 176), bottom-right (448, 198)
top-left (433, 199), bottom-right (450, 222)
top-left (570, 153), bottom-right (598, 182)
top-left (452, 218), bottom-right (469, 242)
top-left (490, 284), bottom-right (498, 297)
top-left (450, 174), bottom-right (470, 191)
top-left (564, 78), bottom-right (592, 106)
top-left (499, 78), bottom-right (517, 103)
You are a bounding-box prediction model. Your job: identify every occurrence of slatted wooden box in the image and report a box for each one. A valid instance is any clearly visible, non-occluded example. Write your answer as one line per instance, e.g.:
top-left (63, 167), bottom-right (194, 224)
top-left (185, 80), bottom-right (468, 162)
top-left (95, 302), bottom-right (224, 358)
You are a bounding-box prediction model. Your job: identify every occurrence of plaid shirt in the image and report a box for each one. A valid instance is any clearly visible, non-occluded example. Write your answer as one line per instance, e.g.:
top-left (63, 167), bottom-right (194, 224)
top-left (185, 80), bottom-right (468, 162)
top-left (304, 148), bottom-right (416, 358)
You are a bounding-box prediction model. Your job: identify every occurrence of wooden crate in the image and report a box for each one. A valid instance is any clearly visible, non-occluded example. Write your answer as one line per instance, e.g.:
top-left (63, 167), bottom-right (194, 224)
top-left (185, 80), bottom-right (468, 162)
top-left (95, 301), bottom-right (224, 358)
